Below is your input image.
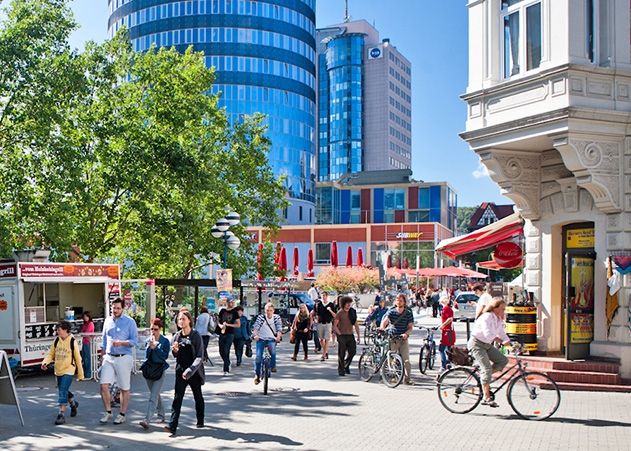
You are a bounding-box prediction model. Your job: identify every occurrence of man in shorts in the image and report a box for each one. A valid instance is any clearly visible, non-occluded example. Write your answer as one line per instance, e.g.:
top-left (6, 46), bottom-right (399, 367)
top-left (316, 291), bottom-right (337, 361)
top-left (99, 298), bottom-right (138, 424)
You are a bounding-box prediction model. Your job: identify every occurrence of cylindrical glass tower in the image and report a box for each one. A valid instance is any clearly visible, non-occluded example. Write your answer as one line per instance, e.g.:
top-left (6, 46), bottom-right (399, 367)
top-left (317, 33), bottom-right (364, 181)
top-left (108, 0), bottom-right (317, 224)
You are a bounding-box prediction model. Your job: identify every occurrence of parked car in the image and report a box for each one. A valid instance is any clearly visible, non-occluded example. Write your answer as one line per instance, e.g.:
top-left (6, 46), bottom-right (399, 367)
top-left (265, 292), bottom-right (314, 334)
top-left (267, 291), bottom-right (314, 314)
top-left (454, 292), bottom-right (479, 321)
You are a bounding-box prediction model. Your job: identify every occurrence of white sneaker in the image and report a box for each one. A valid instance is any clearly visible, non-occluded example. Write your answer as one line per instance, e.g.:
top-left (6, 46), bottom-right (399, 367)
top-left (100, 412), bottom-right (112, 424)
top-left (113, 414), bottom-right (126, 424)
top-left (223, 371), bottom-right (229, 376)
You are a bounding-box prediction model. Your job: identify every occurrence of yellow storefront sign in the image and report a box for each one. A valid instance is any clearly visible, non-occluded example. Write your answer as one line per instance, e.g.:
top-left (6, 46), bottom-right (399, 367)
top-left (566, 228), bottom-right (595, 249)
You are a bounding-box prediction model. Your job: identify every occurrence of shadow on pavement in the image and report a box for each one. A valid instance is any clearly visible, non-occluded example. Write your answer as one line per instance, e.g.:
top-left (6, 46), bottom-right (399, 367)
top-left (502, 415), bottom-right (631, 427)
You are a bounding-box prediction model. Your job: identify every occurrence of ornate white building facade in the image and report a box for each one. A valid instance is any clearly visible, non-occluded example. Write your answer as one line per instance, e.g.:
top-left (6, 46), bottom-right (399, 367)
top-left (462, 0), bottom-right (631, 374)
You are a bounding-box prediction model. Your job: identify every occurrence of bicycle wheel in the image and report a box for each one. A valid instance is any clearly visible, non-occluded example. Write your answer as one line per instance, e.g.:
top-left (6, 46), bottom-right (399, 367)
top-left (436, 367), bottom-right (482, 414)
top-left (428, 342), bottom-right (436, 370)
top-left (358, 350), bottom-right (376, 382)
top-left (363, 325), bottom-right (371, 345)
top-left (507, 371), bottom-right (561, 420)
top-left (263, 362), bottom-right (270, 395)
top-left (381, 352), bottom-right (404, 388)
top-left (419, 345), bottom-right (430, 374)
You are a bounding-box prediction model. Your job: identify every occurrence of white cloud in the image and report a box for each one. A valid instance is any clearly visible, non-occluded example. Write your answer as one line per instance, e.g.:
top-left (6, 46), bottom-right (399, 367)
top-left (472, 161), bottom-right (490, 179)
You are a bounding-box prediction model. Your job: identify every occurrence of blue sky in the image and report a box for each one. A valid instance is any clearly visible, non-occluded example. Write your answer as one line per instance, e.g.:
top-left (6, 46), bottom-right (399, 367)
top-left (68, 0), bottom-right (507, 207)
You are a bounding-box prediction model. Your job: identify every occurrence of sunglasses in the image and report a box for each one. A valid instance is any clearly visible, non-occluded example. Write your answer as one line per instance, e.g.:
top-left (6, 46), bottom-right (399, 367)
top-left (151, 327), bottom-right (160, 331)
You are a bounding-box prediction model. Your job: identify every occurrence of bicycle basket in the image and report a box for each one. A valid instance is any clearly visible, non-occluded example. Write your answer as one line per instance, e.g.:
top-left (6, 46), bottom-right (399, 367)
top-left (447, 346), bottom-right (473, 366)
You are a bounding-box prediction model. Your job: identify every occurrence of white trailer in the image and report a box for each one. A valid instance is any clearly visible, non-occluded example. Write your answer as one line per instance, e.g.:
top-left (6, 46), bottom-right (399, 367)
top-left (0, 262), bottom-right (123, 374)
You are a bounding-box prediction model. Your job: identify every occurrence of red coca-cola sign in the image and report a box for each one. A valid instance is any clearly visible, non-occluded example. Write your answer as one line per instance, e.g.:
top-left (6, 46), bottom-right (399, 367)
top-left (494, 242), bottom-right (523, 268)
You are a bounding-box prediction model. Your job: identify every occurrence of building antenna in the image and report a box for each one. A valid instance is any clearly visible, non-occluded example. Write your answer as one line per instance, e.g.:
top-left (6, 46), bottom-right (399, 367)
top-left (344, 0), bottom-right (351, 23)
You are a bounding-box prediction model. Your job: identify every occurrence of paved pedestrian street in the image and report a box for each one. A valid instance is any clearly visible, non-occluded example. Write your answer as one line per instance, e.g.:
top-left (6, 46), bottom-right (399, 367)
top-left (2, 319), bottom-right (631, 451)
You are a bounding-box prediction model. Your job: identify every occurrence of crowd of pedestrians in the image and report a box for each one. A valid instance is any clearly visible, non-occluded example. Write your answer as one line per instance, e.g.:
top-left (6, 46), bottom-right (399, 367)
top-left (40, 281), bottom-right (506, 433)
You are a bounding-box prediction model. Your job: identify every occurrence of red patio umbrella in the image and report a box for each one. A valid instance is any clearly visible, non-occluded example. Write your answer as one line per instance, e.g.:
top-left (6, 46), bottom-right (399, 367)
top-left (403, 257), bottom-right (410, 269)
top-left (357, 248), bottom-right (364, 267)
top-left (397, 256), bottom-right (402, 269)
top-left (279, 247), bottom-right (287, 280)
top-left (256, 243), bottom-right (264, 280)
top-left (387, 254), bottom-right (392, 269)
top-left (346, 245), bottom-right (353, 268)
top-left (330, 241), bottom-right (338, 268)
top-left (307, 248), bottom-right (315, 277)
top-left (293, 246), bottom-right (299, 276)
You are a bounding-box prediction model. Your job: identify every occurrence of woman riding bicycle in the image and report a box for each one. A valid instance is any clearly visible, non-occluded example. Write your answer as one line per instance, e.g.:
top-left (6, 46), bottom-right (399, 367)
top-left (468, 297), bottom-right (510, 408)
top-left (251, 302), bottom-right (282, 385)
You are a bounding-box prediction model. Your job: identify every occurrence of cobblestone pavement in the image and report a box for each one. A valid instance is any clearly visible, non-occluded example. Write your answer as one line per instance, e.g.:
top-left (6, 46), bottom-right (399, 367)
top-left (2, 317), bottom-right (631, 450)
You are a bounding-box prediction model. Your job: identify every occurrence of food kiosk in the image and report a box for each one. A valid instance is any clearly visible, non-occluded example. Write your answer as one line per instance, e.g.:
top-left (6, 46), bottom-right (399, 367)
top-left (0, 262), bottom-right (121, 372)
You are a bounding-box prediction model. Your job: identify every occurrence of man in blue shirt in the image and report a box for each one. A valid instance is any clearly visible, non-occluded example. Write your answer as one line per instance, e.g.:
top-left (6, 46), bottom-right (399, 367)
top-left (380, 294), bottom-right (415, 385)
top-left (99, 298), bottom-right (138, 424)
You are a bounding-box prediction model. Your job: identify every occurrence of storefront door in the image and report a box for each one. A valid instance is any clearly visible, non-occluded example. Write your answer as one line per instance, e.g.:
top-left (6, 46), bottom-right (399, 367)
top-left (562, 223), bottom-right (595, 360)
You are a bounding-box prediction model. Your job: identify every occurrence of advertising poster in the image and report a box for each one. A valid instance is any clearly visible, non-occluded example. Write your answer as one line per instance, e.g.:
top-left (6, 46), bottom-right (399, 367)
top-left (570, 313), bottom-right (594, 343)
top-left (570, 257), bottom-right (594, 310)
top-left (566, 228), bottom-right (595, 249)
top-left (216, 269), bottom-right (233, 292)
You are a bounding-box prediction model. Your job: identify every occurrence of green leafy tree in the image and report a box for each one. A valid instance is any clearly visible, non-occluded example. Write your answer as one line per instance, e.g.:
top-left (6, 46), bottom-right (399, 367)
top-left (456, 206), bottom-right (478, 234)
top-left (0, 0), bottom-right (79, 256)
top-left (0, 0), bottom-right (287, 278)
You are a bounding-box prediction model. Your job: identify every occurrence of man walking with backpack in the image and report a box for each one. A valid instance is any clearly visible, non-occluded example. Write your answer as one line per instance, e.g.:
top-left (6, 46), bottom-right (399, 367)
top-left (333, 296), bottom-right (361, 376)
top-left (41, 320), bottom-right (85, 425)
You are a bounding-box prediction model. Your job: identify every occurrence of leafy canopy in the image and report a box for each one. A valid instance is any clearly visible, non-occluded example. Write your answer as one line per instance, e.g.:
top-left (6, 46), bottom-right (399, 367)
top-left (0, 0), bottom-right (287, 278)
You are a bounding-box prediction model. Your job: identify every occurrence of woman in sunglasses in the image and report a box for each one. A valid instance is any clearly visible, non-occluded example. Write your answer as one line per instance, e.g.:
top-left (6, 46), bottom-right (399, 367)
top-left (139, 318), bottom-right (170, 430)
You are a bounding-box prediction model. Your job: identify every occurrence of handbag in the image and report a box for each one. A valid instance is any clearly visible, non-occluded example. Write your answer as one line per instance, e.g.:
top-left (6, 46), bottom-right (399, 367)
top-left (289, 329), bottom-right (296, 344)
top-left (441, 328), bottom-right (456, 346)
top-left (141, 359), bottom-right (164, 380)
top-left (447, 346), bottom-right (472, 366)
top-left (245, 339), bottom-right (252, 358)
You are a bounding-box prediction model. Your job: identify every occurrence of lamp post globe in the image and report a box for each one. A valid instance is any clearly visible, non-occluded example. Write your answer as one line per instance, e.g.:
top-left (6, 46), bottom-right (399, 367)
top-left (211, 226), bottom-right (223, 238)
top-left (215, 218), bottom-right (230, 232)
top-left (226, 212), bottom-right (240, 226)
top-left (227, 236), bottom-right (240, 250)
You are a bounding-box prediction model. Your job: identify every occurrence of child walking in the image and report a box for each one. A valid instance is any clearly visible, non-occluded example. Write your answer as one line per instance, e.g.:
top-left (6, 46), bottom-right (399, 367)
top-left (41, 320), bottom-right (85, 425)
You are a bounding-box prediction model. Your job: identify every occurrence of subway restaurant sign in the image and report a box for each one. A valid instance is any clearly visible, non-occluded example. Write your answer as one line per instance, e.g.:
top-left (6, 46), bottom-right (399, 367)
top-left (566, 228), bottom-right (594, 249)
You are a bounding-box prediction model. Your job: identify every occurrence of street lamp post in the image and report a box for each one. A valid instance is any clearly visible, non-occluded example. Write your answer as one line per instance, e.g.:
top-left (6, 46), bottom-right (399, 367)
top-left (211, 212), bottom-right (241, 269)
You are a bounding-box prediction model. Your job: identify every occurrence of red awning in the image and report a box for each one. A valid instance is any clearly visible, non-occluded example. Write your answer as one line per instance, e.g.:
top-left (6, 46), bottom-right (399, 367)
top-left (389, 266), bottom-right (488, 278)
top-left (435, 212), bottom-right (523, 259)
top-left (477, 259), bottom-right (523, 271)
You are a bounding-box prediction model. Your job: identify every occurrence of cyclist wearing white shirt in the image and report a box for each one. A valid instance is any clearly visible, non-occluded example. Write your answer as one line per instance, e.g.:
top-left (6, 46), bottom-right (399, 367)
top-left (251, 302), bottom-right (282, 385)
top-left (468, 297), bottom-right (510, 407)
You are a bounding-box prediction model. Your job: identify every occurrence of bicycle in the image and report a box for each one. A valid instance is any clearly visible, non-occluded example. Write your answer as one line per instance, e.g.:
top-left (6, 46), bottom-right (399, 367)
top-left (363, 320), bottom-right (378, 345)
top-left (358, 331), bottom-right (405, 388)
top-left (260, 340), bottom-right (274, 395)
top-left (418, 326), bottom-right (437, 374)
top-left (436, 342), bottom-right (561, 420)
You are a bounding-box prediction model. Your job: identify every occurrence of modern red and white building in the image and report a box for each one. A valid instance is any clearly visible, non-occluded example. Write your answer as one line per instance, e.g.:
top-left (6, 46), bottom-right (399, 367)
top-left (247, 222), bottom-right (454, 275)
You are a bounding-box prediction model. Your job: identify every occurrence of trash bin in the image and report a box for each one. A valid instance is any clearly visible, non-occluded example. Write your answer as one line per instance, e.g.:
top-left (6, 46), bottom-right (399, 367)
top-left (505, 305), bottom-right (537, 352)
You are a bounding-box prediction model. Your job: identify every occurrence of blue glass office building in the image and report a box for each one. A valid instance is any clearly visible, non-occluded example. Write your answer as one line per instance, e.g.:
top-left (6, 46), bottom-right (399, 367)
top-left (317, 34), bottom-right (364, 181)
top-left (108, 0), bottom-right (317, 224)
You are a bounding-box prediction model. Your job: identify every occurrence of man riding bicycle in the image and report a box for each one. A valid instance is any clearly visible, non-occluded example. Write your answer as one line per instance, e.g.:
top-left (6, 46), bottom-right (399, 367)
top-left (251, 302), bottom-right (282, 385)
top-left (380, 294), bottom-right (415, 385)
